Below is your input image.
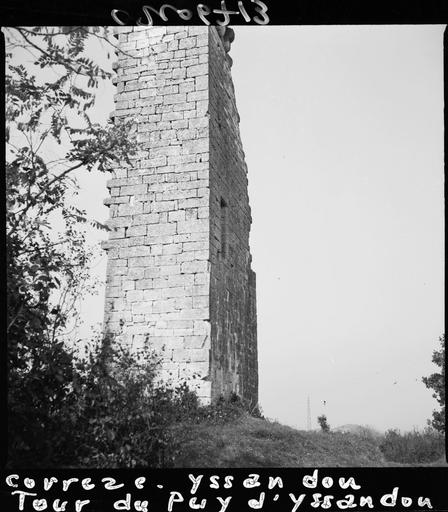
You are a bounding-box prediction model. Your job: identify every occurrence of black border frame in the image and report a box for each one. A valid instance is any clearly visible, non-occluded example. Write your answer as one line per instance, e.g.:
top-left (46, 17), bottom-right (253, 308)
top-left (1, 1), bottom-right (447, 510)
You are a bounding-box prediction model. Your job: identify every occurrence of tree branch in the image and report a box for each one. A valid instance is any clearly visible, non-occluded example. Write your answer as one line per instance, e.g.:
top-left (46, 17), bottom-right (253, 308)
top-left (10, 27), bottom-right (111, 80)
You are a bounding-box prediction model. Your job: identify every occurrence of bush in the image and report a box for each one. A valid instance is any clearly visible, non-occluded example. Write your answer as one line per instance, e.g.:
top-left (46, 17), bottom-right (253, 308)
top-left (422, 334), bottom-right (445, 434)
top-left (9, 334), bottom-right (188, 468)
top-left (8, 333), bottom-right (257, 468)
top-left (68, 337), bottom-right (202, 468)
top-left (195, 393), bottom-right (260, 424)
top-left (318, 415), bottom-right (330, 432)
top-left (379, 427), bottom-right (445, 464)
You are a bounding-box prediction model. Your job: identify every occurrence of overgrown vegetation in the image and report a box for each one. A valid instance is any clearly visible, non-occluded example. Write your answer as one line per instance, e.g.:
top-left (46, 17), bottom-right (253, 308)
top-left (171, 420), bottom-right (445, 468)
top-left (9, 333), bottom-right (255, 468)
top-left (5, 27), bottom-right (134, 357)
top-left (317, 414), bottom-right (330, 433)
top-left (5, 26), bottom-right (135, 468)
top-left (379, 427), bottom-right (445, 464)
top-left (173, 418), bottom-right (387, 467)
top-left (422, 334), bottom-right (445, 434)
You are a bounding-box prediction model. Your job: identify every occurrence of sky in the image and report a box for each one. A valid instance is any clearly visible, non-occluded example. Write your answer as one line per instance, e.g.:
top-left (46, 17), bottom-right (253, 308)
top-left (73, 25), bottom-right (445, 433)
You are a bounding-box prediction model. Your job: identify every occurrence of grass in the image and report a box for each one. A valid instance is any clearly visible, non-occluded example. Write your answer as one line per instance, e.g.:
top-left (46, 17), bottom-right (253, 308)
top-left (172, 414), bottom-right (393, 467)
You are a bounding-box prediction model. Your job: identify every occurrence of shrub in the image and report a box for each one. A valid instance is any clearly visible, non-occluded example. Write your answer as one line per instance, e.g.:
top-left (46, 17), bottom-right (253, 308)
top-left (318, 415), bottom-right (330, 432)
top-left (8, 333), bottom-right (192, 468)
top-left (195, 393), bottom-right (258, 425)
top-left (422, 334), bottom-right (445, 434)
top-left (379, 427), bottom-right (445, 464)
top-left (8, 333), bottom-right (257, 468)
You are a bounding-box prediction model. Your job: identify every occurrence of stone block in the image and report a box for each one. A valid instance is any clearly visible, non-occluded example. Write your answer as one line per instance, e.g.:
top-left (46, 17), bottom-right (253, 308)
top-left (184, 335), bottom-right (210, 349)
top-left (126, 289), bottom-right (144, 302)
top-left (181, 260), bottom-right (209, 274)
top-left (177, 218), bottom-right (208, 234)
top-left (131, 302), bottom-right (151, 315)
top-left (149, 201), bottom-right (176, 213)
top-left (143, 289), bottom-right (162, 301)
top-left (193, 295), bottom-right (209, 309)
top-left (186, 63), bottom-right (208, 78)
top-left (163, 92), bottom-right (187, 105)
top-left (106, 216), bottom-right (132, 229)
top-left (152, 299), bottom-right (177, 313)
top-left (161, 286), bottom-right (191, 299)
top-left (132, 213), bottom-right (161, 226)
top-left (121, 184), bottom-right (148, 196)
top-left (120, 246), bottom-right (151, 258)
top-left (176, 251), bottom-right (196, 263)
top-left (126, 225), bottom-right (147, 237)
top-left (162, 242), bottom-right (183, 254)
top-left (193, 320), bottom-right (211, 336)
top-left (179, 37), bottom-right (197, 50)
top-left (122, 281), bottom-right (136, 291)
top-left (159, 264), bottom-right (181, 276)
top-left (175, 297), bottom-right (193, 309)
top-left (135, 278), bottom-right (156, 290)
top-left (128, 267), bottom-right (145, 279)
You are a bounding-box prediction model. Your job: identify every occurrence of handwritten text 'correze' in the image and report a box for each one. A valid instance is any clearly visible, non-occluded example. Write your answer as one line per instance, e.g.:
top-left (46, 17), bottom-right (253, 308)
top-left (5, 471), bottom-right (435, 511)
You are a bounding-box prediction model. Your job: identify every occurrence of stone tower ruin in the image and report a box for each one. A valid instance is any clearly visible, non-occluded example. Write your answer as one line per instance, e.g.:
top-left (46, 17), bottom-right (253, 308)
top-left (103, 26), bottom-right (257, 405)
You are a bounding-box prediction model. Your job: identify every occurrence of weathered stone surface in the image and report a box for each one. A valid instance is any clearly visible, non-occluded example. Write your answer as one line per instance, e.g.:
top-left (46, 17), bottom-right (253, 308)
top-left (103, 26), bottom-right (257, 406)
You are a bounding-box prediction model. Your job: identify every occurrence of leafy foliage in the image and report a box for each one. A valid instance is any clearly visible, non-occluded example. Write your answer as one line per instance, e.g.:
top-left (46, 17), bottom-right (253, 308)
top-left (422, 335), bottom-right (445, 433)
top-left (6, 26), bottom-right (135, 346)
top-left (5, 26), bottom-right (137, 467)
top-left (317, 414), bottom-right (330, 433)
top-left (379, 427), bottom-right (445, 464)
top-left (9, 332), bottom-right (257, 468)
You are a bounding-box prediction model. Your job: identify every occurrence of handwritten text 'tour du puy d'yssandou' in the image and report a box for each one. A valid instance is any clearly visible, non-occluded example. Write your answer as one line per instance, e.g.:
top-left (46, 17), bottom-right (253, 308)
top-left (5, 470), bottom-right (435, 512)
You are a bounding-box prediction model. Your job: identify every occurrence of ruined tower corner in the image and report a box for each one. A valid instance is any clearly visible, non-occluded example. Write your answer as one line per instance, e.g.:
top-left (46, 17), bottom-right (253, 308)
top-left (102, 25), bottom-right (258, 407)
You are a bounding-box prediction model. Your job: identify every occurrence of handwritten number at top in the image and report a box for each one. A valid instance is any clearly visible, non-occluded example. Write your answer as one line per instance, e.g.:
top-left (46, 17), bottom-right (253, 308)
top-left (111, 1), bottom-right (270, 26)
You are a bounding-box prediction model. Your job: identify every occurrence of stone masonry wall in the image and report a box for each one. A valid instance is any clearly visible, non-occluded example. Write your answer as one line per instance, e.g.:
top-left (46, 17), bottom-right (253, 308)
top-left (208, 28), bottom-right (258, 405)
top-left (103, 26), bottom-right (257, 404)
top-left (103, 26), bottom-right (212, 401)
